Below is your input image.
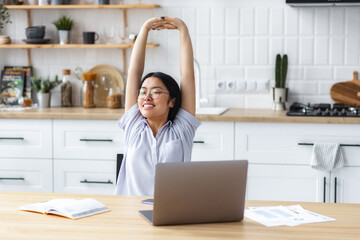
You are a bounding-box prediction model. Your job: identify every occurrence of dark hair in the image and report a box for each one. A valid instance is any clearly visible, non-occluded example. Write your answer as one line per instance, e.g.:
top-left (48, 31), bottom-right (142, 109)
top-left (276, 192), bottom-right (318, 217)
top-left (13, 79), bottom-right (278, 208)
top-left (140, 72), bottom-right (181, 121)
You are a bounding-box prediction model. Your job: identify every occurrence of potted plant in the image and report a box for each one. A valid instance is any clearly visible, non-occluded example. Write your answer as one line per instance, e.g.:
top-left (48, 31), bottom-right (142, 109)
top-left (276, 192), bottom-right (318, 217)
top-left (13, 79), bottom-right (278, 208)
top-left (273, 54), bottom-right (288, 111)
top-left (52, 15), bottom-right (73, 44)
top-left (0, 0), bottom-right (12, 44)
top-left (31, 75), bottom-right (61, 107)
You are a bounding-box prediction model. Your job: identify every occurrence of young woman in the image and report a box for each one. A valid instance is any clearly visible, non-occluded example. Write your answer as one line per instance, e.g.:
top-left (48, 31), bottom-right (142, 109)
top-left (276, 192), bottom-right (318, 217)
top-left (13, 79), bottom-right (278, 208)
top-left (115, 17), bottom-right (200, 196)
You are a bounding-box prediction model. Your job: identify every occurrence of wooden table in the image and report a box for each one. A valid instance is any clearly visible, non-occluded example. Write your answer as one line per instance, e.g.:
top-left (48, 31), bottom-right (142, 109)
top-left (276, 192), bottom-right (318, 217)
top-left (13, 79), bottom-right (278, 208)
top-left (1, 191), bottom-right (360, 240)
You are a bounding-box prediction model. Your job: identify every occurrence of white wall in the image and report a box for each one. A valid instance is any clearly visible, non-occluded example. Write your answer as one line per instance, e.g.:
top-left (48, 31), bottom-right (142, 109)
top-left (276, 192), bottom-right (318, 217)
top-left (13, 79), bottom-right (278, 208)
top-left (1, 0), bottom-right (360, 108)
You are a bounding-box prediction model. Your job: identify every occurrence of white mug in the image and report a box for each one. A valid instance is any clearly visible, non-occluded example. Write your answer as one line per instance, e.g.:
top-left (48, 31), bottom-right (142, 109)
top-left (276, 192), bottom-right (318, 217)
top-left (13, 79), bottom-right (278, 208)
top-left (38, 0), bottom-right (49, 5)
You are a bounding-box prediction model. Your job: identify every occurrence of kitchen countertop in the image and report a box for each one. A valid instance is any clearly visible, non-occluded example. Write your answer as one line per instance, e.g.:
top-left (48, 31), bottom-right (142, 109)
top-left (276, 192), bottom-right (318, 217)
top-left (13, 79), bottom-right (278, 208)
top-left (1, 191), bottom-right (360, 240)
top-left (1, 107), bottom-right (360, 124)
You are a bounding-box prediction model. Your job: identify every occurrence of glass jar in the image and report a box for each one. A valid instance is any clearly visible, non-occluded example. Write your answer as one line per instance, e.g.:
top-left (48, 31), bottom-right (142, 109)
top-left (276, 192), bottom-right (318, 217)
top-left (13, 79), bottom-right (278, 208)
top-left (61, 69), bottom-right (72, 107)
top-left (82, 79), bottom-right (96, 108)
top-left (107, 87), bottom-right (123, 108)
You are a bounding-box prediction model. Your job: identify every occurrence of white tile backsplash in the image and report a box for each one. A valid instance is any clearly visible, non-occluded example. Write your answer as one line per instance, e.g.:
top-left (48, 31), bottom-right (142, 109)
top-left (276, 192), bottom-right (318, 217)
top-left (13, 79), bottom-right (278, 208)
top-left (240, 38), bottom-right (254, 65)
top-left (270, 8), bottom-right (284, 36)
top-left (314, 8), bottom-right (330, 36)
top-left (197, 8), bottom-right (210, 36)
top-left (240, 8), bottom-right (255, 36)
top-left (3, 0), bottom-right (360, 109)
top-left (211, 37), bottom-right (225, 65)
top-left (211, 8), bottom-right (225, 36)
top-left (330, 8), bottom-right (345, 36)
top-left (330, 37), bottom-right (345, 65)
top-left (254, 38), bottom-right (269, 65)
top-left (345, 38), bottom-right (360, 65)
top-left (225, 8), bottom-right (239, 36)
top-left (299, 8), bottom-right (314, 36)
top-left (345, 8), bottom-right (360, 36)
top-left (284, 38), bottom-right (299, 65)
top-left (225, 38), bottom-right (239, 65)
top-left (334, 68), bottom-right (360, 80)
top-left (299, 38), bottom-right (314, 65)
top-left (284, 7), bottom-right (299, 36)
top-left (314, 37), bottom-right (329, 65)
top-left (304, 67), bottom-right (333, 80)
top-left (255, 8), bottom-right (269, 35)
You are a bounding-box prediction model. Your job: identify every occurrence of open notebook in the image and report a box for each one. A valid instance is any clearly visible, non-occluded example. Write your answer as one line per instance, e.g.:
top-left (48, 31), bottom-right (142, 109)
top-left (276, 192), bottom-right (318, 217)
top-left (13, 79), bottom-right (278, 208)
top-left (18, 198), bottom-right (110, 220)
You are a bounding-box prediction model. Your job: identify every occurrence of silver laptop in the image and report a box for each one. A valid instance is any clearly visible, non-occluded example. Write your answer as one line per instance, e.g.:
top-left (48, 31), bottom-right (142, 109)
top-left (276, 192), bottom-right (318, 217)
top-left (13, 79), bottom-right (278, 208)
top-left (139, 160), bottom-right (248, 226)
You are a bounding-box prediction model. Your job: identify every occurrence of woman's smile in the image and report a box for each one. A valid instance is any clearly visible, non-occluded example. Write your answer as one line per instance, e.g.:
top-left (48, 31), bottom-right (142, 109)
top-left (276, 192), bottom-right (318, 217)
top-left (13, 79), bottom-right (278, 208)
top-left (143, 103), bottom-right (155, 110)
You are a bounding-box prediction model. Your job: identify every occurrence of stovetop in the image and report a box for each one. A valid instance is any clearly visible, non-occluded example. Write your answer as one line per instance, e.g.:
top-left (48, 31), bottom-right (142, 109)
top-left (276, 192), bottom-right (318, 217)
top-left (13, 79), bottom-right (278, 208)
top-left (287, 102), bottom-right (360, 117)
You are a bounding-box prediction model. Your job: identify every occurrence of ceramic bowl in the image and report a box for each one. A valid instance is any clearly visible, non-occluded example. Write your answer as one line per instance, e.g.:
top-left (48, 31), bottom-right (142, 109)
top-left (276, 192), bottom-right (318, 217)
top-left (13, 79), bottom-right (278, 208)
top-left (25, 26), bottom-right (45, 39)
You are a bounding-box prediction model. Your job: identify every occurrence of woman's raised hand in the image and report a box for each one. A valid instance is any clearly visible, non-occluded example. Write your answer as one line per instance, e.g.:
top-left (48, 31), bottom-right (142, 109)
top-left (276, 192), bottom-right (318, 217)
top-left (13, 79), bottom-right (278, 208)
top-left (147, 16), bottom-right (187, 31)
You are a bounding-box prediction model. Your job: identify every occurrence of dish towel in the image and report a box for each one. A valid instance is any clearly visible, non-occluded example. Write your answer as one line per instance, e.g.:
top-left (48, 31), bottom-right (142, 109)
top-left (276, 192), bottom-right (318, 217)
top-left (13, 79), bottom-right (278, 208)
top-left (310, 143), bottom-right (346, 171)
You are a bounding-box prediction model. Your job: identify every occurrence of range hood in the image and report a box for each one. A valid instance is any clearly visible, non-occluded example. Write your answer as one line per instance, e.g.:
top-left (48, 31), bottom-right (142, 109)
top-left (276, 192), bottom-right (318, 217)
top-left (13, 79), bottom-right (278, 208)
top-left (286, 0), bottom-right (360, 7)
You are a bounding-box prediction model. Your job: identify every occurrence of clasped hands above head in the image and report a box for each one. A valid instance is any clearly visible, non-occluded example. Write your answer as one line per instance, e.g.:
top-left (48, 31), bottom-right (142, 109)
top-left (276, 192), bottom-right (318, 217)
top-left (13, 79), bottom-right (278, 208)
top-left (145, 16), bottom-right (184, 31)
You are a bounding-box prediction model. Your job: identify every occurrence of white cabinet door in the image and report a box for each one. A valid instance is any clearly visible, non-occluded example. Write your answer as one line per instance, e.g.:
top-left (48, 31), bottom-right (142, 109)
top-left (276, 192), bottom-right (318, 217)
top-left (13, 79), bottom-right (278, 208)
top-left (53, 119), bottom-right (124, 160)
top-left (0, 119), bottom-right (52, 158)
top-left (191, 122), bottom-right (234, 161)
top-left (0, 158), bottom-right (52, 192)
top-left (331, 167), bottom-right (360, 204)
top-left (54, 159), bottom-right (116, 195)
top-left (235, 122), bottom-right (360, 165)
top-left (247, 164), bottom-right (328, 202)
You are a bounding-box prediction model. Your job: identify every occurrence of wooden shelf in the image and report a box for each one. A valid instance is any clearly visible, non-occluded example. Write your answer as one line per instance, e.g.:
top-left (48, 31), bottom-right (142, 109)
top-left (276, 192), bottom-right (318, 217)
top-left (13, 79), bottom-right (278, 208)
top-left (3, 4), bottom-right (161, 75)
top-left (0, 43), bottom-right (159, 49)
top-left (4, 4), bottom-right (159, 10)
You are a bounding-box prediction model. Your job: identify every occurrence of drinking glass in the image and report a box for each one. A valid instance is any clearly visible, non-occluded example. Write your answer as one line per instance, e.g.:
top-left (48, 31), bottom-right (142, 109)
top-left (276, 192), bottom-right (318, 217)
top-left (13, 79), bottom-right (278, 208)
top-left (117, 26), bottom-right (128, 44)
top-left (103, 27), bottom-right (115, 44)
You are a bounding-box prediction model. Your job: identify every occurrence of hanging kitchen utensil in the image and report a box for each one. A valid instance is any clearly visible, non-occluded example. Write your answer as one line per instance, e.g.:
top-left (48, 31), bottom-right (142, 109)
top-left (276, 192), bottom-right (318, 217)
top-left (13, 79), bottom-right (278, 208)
top-left (330, 71), bottom-right (360, 106)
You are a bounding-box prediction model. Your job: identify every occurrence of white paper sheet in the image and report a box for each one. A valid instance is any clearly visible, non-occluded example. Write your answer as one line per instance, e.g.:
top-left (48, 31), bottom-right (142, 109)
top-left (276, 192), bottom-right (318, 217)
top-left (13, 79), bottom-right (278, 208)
top-left (245, 205), bottom-right (335, 227)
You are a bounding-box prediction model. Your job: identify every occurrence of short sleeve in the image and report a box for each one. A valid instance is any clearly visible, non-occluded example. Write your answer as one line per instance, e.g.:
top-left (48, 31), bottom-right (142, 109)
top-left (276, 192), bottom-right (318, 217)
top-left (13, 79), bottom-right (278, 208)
top-left (117, 104), bottom-right (144, 145)
top-left (172, 108), bottom-right (201, 161)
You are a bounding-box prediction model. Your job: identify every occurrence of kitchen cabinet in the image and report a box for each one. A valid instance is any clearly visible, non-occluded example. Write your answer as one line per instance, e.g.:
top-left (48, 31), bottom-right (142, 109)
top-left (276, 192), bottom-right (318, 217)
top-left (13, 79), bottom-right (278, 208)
top-left (2, 4), bottom-right (159, 74)
top-left (235, 122), bottom-right (360, 204)
top-left (192, 122), bottom-right (234, 161)
top-left (331, 167), bottom-right (360, 204)
top-left (246, 164), bottom-right (327, 202)
top-left (0, 119), bottom-right (53, 192)
top-left (54, 159), bottom-right (116, 195)
top-left (53, 119), bottom-right (123, 194)
top-left (53, 119), bottom-right (124, 160)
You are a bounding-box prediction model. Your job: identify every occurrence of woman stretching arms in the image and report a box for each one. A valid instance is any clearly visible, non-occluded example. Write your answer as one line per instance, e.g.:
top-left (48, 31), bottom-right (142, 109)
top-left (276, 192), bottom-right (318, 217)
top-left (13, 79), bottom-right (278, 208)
top-left (115, 17), bottom-right (200, 196)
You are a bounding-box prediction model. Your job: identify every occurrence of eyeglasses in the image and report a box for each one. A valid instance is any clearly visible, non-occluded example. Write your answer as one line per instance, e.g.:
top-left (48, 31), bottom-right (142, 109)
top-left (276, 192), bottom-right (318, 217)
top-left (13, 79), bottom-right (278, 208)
top-left (137, 89), bottom-right (170, 99)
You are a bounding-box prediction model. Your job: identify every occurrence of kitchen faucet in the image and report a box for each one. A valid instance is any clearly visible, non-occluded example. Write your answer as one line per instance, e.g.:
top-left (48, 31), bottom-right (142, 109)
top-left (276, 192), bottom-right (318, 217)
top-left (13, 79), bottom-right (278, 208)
top-left (194, 58), bottom-right (209, 109)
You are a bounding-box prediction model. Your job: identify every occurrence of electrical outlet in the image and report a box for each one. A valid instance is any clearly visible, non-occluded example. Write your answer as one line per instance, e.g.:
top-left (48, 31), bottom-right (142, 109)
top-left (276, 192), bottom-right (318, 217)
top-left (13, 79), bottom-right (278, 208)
top-left (236, 79), bottom-right (246, 92)
top-left (215, 80), bottom-right (226, 92)
top-left (257, 79), bottom-right (269, 92)
top-left (246, 81), bottom-right (257, 91)
top-left (226, 80), bottom-right (236, 92)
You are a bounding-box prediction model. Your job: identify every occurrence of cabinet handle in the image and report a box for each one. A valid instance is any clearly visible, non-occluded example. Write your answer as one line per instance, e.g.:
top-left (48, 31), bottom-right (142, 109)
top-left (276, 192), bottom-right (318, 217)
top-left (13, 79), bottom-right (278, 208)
top-left (193, 140), bottom-right (205, 144)
top-left (0, 137), bottom-right (24, 140)
top-left (80, 179), bottom-right (113, 184)
top-left (323, 177), bottom-right (326, 203)
top-left (334, 177), bottom-right (337, 203)
top-left (0, 177), bottom-right (25, 181)
top-left (79, 139), bottom-right (113, 142)
top-left (298, 143), bottom-right (360, 147)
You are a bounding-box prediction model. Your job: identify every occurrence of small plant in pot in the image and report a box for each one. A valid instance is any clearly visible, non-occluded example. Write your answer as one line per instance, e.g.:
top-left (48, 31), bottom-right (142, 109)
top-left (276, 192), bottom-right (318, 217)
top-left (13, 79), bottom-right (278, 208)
top-left (31, 75), bottom-right (61, 108)
top-left (52, 15), bottom-right (73, 44)
top-left (0, 0), bottom-right (12, 44)
top-left (273, 54), bottom-right (288, 111)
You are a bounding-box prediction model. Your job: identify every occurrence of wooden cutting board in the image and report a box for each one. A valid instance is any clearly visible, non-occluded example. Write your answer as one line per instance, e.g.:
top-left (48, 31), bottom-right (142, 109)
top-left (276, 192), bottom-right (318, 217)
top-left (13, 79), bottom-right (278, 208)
top-left (330, 71), bottom-right (360, 105)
